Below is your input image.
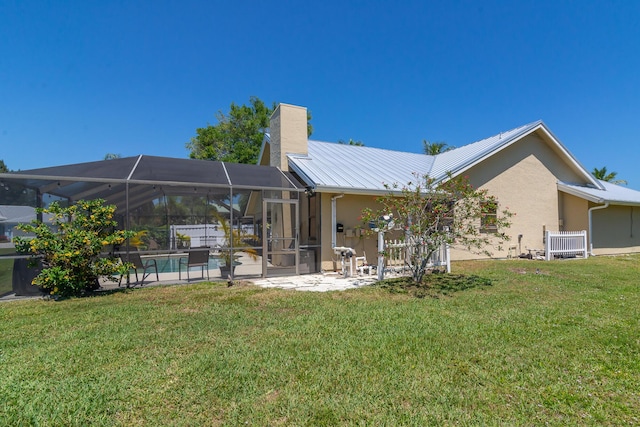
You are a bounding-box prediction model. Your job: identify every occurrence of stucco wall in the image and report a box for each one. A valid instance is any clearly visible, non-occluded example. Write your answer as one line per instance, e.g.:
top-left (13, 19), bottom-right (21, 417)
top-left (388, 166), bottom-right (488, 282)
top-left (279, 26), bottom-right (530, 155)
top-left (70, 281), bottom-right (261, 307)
top-left (460, 132), bottom-right (586, 259)
top-left (319, 193), bottom-right (382, 271)
top-left (591, 204), bottom-right (640, 255)
top-left (316, 131), bottom-right (600, 266)
top-left (559, 192), bottom-right (589, 233)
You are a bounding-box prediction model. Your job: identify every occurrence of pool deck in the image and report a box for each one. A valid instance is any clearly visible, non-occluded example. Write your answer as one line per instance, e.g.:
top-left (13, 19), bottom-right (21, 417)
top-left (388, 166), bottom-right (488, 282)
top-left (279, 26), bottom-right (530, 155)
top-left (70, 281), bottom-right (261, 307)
top-left (1, 253), bottom-right (382, 301)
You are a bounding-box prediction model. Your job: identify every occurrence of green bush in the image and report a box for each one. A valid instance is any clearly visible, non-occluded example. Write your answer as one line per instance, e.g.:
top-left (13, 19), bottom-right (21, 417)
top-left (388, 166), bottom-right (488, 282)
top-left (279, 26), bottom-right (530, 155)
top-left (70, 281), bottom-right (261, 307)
top-left (14, 199), bottom-right (134, 297)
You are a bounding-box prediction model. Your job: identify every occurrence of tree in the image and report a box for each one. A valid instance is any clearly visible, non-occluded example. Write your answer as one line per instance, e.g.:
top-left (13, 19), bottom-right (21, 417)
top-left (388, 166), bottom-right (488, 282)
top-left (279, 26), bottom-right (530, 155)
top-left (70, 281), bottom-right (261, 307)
top-left (104, 153), bottom-right (121, 160)
top-left (592, 166), bottom-right (627, 185)
top-left (0, 159), bottom-right (8, 173)
top-left (361, 173), bottom-right (512, 284)
top-left (338, 139), bottom-right (364, 146)
top-left (187, 96), bottom-right (313, 164)
top-left (423, 140), bottom-right (454, 155)
top-left (14, 199), bottom-right (135, 297)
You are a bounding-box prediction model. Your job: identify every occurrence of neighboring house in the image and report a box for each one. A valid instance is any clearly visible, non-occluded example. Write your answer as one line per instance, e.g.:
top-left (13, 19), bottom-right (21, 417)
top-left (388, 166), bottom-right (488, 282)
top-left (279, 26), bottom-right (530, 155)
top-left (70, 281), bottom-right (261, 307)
top-left (0, 205), bottom-right (54, 241)
top-left (260, 103), bottom-right (640, 272)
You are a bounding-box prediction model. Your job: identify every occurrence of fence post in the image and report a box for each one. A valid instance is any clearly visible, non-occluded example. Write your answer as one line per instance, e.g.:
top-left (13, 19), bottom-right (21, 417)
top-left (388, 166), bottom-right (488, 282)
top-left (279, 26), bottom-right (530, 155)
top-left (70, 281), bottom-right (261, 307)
top-left (445, 243), bottom-right (451, 273)
top-left (545, 230), bottom-right (551, 261)
top-left (377, 231), bottom-right (385, 281)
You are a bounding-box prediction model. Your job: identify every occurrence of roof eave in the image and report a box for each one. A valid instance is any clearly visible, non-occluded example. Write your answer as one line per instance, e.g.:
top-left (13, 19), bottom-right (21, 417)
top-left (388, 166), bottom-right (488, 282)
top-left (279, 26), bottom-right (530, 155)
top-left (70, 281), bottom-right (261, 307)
top-left (446, 122), bottom-right (604, 191)
top-left (557, 182), bottom-right (604, 203)
top-left (444, 121), bottom-right (544, 180)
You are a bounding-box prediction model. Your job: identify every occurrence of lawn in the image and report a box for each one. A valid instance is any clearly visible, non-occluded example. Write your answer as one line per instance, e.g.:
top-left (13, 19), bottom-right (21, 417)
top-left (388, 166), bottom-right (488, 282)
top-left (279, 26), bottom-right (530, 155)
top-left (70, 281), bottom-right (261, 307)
top-left (0, 256), bottom-right (638, 426)
top-left (0, 248), bottom-right (16, 296)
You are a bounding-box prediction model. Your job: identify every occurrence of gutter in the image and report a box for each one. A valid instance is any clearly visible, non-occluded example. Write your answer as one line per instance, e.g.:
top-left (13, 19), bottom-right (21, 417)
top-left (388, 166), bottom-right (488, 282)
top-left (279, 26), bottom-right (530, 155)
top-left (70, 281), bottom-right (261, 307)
top-left (331, 193), bottom-right (344, 248)
top-left (588, 202), bottom-right (609, 256)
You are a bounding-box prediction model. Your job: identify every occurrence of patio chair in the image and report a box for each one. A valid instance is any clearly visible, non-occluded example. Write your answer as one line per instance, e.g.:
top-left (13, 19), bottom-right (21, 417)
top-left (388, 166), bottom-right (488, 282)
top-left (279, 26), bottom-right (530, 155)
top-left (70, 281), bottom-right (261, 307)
top-left (119, 251), bottom-right (159, 286)
top-left (179, 248), bottom-right (210, 281)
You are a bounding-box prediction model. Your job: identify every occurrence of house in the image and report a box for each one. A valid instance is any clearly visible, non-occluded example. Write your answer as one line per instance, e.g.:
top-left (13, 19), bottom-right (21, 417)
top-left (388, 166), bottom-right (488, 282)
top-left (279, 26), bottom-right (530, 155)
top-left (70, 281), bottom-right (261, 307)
top-left (3, 103), bottom-right (640, 282)
top-left (260, 103), bottom-right (640, 272)
top-left (0, 205), bottom-right (55, 242)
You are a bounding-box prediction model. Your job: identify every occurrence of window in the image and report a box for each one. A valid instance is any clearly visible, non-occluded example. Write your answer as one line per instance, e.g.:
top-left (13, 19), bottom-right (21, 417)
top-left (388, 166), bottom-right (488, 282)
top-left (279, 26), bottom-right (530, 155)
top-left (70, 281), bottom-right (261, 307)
top-left (480, 201), bottom-right (498, 233)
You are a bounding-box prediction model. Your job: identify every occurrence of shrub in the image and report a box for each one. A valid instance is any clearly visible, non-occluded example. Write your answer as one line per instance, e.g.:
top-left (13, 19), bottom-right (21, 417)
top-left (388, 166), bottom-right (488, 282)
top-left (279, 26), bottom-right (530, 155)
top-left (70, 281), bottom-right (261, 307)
top-left (14, 199), bottom-right (134, 297)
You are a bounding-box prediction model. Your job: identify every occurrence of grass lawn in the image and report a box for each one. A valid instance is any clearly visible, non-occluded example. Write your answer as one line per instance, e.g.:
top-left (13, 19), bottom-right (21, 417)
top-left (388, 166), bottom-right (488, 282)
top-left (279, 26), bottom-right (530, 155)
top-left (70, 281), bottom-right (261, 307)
top-left (0, 256), bottom-right (638, 426)
top-left (0, 248), bottom-right (16, 296)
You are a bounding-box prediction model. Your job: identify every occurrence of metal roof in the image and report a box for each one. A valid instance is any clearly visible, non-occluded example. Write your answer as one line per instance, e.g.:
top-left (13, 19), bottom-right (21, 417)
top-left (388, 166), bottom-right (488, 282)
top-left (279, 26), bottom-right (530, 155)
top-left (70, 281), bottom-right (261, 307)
top-left (288, 141), bottom-right (433, 194)
top-left (0, 205), bottom-right (54, 224)
top-left (288, 124), bottom-right (551, 195)
top-left (558, 180), bottom-right (640, 206)
top-left (288, 121), bottom-right (610, 197)
top-left (429, 121), bottom-right (542, 179)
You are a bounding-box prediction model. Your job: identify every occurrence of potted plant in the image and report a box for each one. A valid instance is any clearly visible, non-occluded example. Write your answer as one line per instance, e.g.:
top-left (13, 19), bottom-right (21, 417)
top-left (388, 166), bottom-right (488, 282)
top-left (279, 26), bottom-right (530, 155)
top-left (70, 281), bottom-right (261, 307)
top-left (217, 218), bottom-right (258, 278)
top-left (175, 232), bottom-right (191, 249)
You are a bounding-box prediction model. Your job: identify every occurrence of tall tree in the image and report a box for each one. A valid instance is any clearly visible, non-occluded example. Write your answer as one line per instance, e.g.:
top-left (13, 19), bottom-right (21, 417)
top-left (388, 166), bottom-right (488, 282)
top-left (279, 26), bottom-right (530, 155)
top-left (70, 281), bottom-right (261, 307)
top-left (423, 140), bottom-right (454, 155)
top-left (0, 159), bottom-right (8, 173)
top-left (187, 97), bottom-right (312, 164)
top-left (592, 166), bottom-right (627, 185)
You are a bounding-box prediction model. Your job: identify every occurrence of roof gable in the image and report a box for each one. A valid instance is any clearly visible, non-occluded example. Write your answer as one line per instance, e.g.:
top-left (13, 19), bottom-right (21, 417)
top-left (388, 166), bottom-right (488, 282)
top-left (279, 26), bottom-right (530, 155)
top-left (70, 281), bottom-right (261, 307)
top-left (287, 121), bottom-right (603, 195)
top-left (430, 121), bottom-right (602, 189)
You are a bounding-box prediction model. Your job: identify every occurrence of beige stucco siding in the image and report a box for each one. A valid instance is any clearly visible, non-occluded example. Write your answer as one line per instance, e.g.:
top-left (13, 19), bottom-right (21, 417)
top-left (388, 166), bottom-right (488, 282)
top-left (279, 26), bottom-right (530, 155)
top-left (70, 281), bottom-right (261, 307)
top-left (316, 131), bottom-right (607, 266)
top-left (559, 192), bottom-right (589, 233)
top-left (319, 193), bottom-right (382, 271)
top-left (460, 132), bottom-right (586, 259)
top-left (591, 205), bottom-right (640, 255)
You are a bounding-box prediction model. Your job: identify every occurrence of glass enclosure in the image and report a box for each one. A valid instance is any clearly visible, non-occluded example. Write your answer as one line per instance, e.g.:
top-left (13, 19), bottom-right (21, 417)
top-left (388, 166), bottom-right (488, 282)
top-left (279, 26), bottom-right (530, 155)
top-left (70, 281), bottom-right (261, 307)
top-left (0, 156), bottom-right (315, 296)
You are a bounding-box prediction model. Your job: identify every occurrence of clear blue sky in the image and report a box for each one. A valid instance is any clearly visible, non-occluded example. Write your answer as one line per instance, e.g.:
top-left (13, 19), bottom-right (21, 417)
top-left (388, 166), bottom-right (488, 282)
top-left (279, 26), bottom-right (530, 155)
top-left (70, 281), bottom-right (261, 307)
top-left (2, 1), bottom-right (639, 187)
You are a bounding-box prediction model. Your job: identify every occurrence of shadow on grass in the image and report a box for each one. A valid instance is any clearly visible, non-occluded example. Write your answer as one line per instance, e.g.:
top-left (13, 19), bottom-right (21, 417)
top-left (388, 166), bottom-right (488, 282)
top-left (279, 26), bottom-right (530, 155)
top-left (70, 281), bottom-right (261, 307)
top-left (377, 273), bottom-right (492, 298)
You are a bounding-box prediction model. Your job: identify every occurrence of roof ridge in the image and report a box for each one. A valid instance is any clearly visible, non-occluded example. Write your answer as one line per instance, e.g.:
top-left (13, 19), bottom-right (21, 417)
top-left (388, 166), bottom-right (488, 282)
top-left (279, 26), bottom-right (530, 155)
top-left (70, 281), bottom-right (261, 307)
top-left (308, 139), bottom-right (433, 157)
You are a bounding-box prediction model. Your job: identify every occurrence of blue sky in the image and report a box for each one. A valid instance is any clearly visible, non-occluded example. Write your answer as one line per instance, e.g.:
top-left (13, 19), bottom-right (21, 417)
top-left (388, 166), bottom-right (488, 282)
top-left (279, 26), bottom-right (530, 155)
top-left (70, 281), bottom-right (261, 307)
top-left (2, 1), bottom-right (639, 187)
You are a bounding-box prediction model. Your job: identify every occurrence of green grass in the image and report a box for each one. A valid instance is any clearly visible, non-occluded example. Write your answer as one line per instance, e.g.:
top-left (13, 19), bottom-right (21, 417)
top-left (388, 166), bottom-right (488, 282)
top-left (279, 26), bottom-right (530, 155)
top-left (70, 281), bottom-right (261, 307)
top-left (0, 248), bottom-right (16, 295)
top-left (1, 255), bottom-right (639, 426)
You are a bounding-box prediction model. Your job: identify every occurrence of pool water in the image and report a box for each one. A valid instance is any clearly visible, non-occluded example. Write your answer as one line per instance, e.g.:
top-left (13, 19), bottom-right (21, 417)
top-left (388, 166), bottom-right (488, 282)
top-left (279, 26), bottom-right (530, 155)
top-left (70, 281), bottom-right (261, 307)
top-left (145, 254), bottom-right (221, 274)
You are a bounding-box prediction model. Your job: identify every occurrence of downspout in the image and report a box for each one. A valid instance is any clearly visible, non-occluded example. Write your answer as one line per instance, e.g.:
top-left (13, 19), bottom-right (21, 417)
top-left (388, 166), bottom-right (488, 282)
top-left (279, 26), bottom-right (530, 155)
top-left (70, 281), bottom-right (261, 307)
top-left (331, 194), bottom-right (344, 248)
top-left (588, 202), bottom-right (609, 256)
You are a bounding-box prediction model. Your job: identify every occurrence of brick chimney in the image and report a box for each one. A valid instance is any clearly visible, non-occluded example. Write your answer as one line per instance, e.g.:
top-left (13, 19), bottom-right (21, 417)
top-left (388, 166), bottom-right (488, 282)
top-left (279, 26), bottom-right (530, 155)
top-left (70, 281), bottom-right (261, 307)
top-left (269, 103), bottom-right (308, 171)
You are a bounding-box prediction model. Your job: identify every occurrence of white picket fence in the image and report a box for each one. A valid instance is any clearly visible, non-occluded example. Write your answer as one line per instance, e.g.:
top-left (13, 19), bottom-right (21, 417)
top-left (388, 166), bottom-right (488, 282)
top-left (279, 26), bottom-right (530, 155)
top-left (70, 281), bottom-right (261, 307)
top-left (384, 239), bottom-right (450, 273)
top-left (545, 230), bottom-right (588, 260)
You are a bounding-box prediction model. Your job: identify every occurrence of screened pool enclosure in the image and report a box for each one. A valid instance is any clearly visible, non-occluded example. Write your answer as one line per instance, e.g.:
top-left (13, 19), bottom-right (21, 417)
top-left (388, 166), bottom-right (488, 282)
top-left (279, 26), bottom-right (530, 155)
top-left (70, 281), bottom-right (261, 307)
top-left (0, 155), bottom-right (318, 295)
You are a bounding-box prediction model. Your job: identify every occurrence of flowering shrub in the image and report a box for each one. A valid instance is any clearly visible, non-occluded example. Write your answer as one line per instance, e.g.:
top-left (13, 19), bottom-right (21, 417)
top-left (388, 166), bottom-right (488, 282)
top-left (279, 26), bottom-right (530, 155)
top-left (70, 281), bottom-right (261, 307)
top-left (361, 172), bottom-right (513, 283)
top-left (14, 199), bottom-right (135, 297)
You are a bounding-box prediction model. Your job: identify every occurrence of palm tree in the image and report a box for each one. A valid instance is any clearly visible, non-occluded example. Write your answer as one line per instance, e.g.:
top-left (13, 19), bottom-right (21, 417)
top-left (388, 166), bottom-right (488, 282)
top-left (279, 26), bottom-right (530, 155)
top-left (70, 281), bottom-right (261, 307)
top-left (592, 166), bottom-right (627, 185)
top-left (423, 140), bottom-right (454, 155)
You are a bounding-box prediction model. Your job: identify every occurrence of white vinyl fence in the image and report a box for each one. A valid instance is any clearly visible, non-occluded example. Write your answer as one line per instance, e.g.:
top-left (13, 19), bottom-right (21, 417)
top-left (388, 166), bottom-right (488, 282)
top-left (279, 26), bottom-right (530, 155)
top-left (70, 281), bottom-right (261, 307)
top-left (384, 239), bottom-right (451, 273)
top-left (545, 230), bottom-right (588, 260)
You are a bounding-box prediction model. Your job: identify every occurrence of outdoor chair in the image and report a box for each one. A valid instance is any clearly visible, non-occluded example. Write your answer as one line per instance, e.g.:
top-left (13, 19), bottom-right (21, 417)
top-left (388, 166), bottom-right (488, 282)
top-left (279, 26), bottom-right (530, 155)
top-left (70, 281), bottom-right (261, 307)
top-left (119, 251), bottom-right (159, 286)
top-left (179, 248), bottom-right (210, 281)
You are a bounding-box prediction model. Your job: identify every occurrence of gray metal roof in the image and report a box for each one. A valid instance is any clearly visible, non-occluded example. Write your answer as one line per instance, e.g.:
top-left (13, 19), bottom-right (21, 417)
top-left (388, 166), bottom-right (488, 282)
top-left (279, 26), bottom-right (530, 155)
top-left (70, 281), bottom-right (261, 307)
top-left (289, 141), bottom-right (433, 194)
top-left (558, 180), bottom-right (640, 206)
top-left (0, 205), bottom-right (53, 224)
top-left (289, 125), bottom-right (549, 195)
top-left (428, 121), bottom-right (542, 178)
top-left (288, 121), bottom-right (640, 205)
top-left (288, 121), bottom-right (598, 194)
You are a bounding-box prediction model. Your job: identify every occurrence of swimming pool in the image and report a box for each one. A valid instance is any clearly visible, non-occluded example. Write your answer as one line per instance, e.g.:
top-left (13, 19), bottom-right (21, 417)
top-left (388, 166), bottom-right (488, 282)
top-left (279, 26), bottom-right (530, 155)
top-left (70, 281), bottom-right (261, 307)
top-left (142, 253), bottom-right (221, 273)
